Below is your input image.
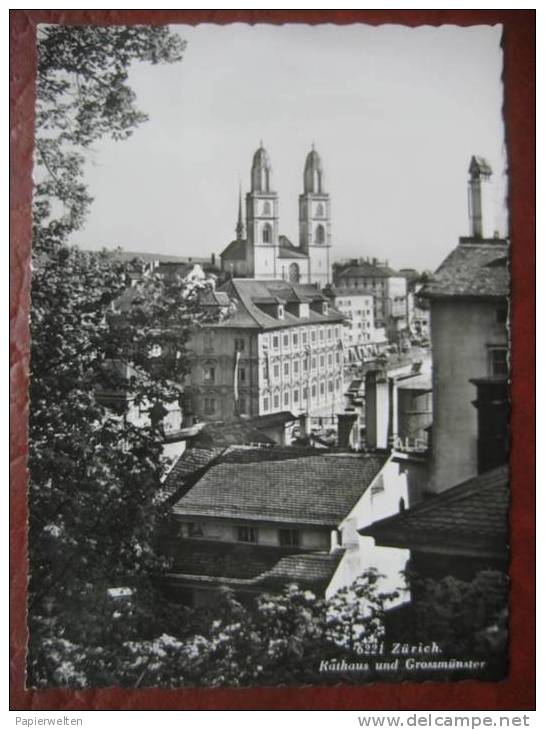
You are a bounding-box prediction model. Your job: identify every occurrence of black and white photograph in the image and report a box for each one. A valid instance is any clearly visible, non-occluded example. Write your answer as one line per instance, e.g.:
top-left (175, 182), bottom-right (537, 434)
top-left (25, 19), bottom-right (512, 690)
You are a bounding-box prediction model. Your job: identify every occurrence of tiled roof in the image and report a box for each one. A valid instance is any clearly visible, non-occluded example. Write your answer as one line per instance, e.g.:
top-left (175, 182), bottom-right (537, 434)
top-left (172, 451), bottom-right (387, 526)
top-left (188, 419), bottom-right (275, 449)
top-left (263, 552), bottom-right (341, 586)
top-left (220, 239), bottom-right (247, 261)
top-left (421, 241), bottom-right (509, 299)
top-left (170, 541), bottom-right (284, 579)
top-left (159, 447), bottom-right (225, 502)
top-left (360, 465), bottom-right (509, 555)
top-left (210, 278), bottom-right (345, 331)
top-left (166, 540), bottom-right (341, 589)
top-left (338, 263), bottom-right (400, 279)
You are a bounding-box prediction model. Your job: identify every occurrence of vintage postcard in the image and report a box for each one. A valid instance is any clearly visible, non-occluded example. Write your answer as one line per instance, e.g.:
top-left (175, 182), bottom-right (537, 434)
top-left (10, 10), bottom-right (534, 709)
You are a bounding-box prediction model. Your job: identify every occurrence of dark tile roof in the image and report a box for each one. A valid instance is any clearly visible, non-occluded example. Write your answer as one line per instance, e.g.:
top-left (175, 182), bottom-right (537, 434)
top-left (220, 239), bottom-right (247, 261)
top-left (199, 289), bottom-right (231, 307)
top-left (172, 451), bottom-right (387, 526)
top-left (263, 552), bottom-right (341, 586)
top-left (170, 540), bottom-right (284, 579)
top-left (421, 241), bottom-right (509, 299)
top-left (159, 447), bottom-right (225, 502)
top-left (210, 279), bottom-right (345, 331)
top-left (188, 419), bottom-right (275, 449)
top-left (360, 465), bottom-right (509, 556)
top-left (338, 263), bottom-right (400, 279)
top-left (166, 540), bottom-right (341, 589)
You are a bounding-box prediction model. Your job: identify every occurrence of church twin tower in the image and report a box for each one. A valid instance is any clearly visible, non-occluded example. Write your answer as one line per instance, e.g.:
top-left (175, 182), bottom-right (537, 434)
top-left (225, 144), bottom-right (332, 287)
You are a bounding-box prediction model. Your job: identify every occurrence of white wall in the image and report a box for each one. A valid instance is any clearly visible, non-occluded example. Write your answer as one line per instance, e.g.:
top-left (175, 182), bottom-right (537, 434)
top-left (326, 456), bottom-right (427, 602)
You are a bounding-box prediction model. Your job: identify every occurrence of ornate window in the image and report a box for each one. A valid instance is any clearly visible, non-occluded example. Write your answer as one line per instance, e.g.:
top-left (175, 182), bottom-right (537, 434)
top-left (289, 262), bottom-right (300, 283)
top-left (263, 201), bottom-right (272, 216)
top-left (316, 203), bottom-right (325, 218)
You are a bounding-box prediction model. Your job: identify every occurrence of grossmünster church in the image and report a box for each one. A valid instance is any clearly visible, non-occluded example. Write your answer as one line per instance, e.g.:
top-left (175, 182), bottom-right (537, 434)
top-left (220, 145), bottom-right (332, 287)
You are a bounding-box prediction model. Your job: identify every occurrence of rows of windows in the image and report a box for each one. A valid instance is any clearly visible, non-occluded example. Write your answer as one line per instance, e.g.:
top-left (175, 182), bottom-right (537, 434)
top-left (262, 377), bottom-right (343, 413)
top-left (186, 523), bottom-right (301, 547)
top-left (238, 525), bottom-right (301, 546)
top-left (267, 350), bottom-right (341, 381)
top-left (268, 326), bottom-right (340, 352)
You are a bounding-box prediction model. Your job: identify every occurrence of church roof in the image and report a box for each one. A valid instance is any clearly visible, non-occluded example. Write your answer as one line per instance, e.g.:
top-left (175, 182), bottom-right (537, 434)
top-left (252, 145), bottom-right (271, 171)
top-left (305, 148), bottom-right (323, 172)
top-left (220, 239), bottom-right (247, 261)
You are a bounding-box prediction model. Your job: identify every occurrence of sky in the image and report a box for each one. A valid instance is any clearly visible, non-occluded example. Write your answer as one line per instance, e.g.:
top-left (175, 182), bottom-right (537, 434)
top-left (71, 23), bottom-right (507, 272)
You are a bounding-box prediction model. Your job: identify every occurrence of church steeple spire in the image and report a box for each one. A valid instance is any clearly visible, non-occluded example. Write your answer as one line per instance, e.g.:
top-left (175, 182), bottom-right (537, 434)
top-left (236, 183), bottom-right (245, 240)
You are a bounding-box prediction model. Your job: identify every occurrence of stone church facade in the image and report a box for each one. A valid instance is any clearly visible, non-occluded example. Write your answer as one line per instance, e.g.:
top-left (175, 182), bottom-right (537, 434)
top-left (220, 145), bottom-right (332, 287)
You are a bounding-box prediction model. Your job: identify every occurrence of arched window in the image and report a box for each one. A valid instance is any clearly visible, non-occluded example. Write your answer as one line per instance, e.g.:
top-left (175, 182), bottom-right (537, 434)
top-left (262, 223), bottom-right (272, 243)
top-left (289, 262), bottom-right (300, 283)
top-left (315, 224), bottom-right (325, 244)
top-left (316, 203), bottom-right (325, 218)
top-left (263, 201), bottom-right (271, 216)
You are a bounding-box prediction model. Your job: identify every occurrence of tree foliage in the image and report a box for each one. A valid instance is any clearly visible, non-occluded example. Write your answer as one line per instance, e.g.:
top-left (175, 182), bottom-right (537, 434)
top-left (27, 24), bottom-right (198, 687)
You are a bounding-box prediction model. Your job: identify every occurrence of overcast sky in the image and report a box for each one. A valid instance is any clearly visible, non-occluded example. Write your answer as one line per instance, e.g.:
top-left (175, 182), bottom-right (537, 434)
top-left (71, 23), bottom-right (507, 272)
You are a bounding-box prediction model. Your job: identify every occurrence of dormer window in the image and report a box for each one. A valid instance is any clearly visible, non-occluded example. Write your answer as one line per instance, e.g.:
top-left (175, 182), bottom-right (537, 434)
top-left (277, 304), bottom-right (284, 319)
top-left (322, 301), bottom-right (329, 315)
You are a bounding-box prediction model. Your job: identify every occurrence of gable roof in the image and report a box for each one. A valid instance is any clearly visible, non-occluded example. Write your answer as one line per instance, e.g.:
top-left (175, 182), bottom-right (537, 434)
top-left (172, 450), bottom-right (387, 526)
top-left (209, 279), bottom-right (346, 331)
top-left (360, 465), bottom-right (509, 557)
top-left (421, 241), bottom-right (509, 299)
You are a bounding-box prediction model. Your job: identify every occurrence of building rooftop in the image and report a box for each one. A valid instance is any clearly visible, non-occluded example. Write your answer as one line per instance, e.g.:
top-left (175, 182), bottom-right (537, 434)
top-left (360, 465), bottom-right (509, 557)
top-left (421, 240), bottom-right (509, 300)
top-left (221, 238), bottom-right (247, 261)
top-left (172, 450), bottom-right (387, 526)
top-left (337, 263), bottom-right (401, 279)
top-left (187, 419), bottom-right (275, 449)
top-left (208, 279), bottom-right (345, 331)
top-left (326, 286), bottom-right (375, 299)
top-left (166, 541), bottom-right (341, 590)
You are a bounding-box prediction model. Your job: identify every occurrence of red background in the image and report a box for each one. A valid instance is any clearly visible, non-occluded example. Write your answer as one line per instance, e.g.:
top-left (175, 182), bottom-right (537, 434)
top-left (9, 9), bottom-right (535, 711)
